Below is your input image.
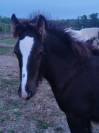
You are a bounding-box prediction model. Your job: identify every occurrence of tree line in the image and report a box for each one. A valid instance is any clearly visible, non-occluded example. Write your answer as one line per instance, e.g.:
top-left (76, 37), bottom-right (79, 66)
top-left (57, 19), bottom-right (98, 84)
top-left (0, 13), bottom-right (99, 33)
top-left (51, 13), bottom-right (99, 30)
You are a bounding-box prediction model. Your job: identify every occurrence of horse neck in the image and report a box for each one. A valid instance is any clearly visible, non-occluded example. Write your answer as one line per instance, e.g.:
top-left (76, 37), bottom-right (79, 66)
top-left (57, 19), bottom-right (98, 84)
top-left (42, 36), bottom-right (82, 96)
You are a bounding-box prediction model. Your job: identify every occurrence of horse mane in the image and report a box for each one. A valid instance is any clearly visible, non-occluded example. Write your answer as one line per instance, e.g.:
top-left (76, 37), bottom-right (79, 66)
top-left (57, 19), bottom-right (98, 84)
top-left (47, 26), bottom-right (91, 61)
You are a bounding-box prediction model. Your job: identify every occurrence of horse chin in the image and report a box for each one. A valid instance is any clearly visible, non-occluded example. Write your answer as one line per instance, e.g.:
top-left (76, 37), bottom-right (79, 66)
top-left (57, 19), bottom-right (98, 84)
top-left (26, 87), bottom-right (37, 100)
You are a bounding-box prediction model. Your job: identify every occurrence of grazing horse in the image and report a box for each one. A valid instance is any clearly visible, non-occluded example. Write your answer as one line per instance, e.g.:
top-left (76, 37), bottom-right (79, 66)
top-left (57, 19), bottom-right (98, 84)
top-left (11, 14), bottom-right (99, 133)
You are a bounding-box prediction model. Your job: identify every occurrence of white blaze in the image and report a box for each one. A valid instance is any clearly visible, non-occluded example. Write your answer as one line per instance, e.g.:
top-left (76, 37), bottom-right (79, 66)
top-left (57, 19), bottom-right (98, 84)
top-left (19, 36), bottom-right (34, 98)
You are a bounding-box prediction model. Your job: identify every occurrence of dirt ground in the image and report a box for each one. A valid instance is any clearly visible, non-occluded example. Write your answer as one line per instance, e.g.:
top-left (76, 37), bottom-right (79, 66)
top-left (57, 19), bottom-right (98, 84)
top-left (0, 54), bottom-right (70, 133)
top-left (0, 51), bottom-right (99, 133)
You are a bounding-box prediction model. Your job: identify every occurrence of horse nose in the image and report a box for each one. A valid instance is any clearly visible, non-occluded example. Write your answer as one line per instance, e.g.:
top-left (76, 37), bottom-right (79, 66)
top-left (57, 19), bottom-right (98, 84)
top-left (18, 85), bottom-right (33, 100)
top-left (25, 90), bottom-right (33, 100)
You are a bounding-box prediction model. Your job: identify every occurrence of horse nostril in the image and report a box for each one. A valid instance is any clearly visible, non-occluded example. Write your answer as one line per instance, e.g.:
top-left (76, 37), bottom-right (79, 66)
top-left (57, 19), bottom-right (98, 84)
top-left (28, 89), bottom-right (33, 98)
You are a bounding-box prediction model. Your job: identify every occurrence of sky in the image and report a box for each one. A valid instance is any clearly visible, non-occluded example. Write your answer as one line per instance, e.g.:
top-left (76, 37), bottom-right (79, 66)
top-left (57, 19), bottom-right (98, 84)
top-left (0, 0), bottom-right (99, 19)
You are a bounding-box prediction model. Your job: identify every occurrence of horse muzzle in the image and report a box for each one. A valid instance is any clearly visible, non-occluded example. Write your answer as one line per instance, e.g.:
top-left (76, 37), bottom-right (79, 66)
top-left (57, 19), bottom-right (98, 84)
top-left (18, 85), bottom-right (36, 100)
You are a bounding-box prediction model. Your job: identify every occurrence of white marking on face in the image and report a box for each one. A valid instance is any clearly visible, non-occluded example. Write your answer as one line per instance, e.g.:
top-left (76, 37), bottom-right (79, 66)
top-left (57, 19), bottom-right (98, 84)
top-left (19, 36), bottom-right (34, 98)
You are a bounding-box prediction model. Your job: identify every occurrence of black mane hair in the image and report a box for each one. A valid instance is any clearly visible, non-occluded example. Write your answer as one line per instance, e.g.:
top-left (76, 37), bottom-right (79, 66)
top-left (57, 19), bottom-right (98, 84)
top-left (45, 25), bottom-right (91, 61)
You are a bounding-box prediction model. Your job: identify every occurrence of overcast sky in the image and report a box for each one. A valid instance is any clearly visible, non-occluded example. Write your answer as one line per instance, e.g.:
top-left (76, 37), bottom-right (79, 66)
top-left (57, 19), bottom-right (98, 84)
top-left (0, 0), bottom-right (99, 19)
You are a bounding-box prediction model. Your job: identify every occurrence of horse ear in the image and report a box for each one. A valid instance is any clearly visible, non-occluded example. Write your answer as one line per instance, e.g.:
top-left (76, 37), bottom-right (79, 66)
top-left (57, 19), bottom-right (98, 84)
top-left (11, 14), bottom-right (21, 37)
top-left (11, 14), bottom-right (20, 26)
top-left (36, 15), bottom-right (47, 41)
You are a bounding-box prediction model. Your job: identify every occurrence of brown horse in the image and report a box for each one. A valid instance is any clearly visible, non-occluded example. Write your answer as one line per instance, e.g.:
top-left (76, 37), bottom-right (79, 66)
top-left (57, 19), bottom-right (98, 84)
top-left (11, 14), bottom-right (99, 133)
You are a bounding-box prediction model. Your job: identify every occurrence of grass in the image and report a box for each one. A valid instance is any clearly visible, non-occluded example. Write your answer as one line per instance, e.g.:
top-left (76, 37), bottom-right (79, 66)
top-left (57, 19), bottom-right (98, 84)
top-left (0, 38), bottom-right (16, 45)
top-left (0, 78), bottom-right (18, 90)
top-left (8, 129), bottom-right (15, 133)
top-left (0, 47), bottom-right (12, 55)
top-left (32, 116), bottom-right (50, 129)
top-left (37, 120), bottom-right (50, 130)
top-left (0, 115), bottom-right (10, 123)
top-left (0, 129), bottom-right (3, 133)
top-left (55, 127), bottom-right (64, 132)
top-left (0, 38), bottom-right (15, 55)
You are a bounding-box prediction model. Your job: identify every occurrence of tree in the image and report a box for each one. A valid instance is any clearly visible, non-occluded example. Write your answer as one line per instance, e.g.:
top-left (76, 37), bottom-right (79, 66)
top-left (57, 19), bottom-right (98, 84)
top-left (89, 13), bottom-right (98, 20)
top-left (80, 15), bottom-right (88, 28)
top-left (89, 13), bottom-right (99, 27)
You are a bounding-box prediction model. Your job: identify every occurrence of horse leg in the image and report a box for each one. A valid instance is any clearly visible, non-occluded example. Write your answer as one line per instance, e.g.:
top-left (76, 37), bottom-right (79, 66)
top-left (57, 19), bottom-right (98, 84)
top-left (66, 113), bottom-right (91, 133)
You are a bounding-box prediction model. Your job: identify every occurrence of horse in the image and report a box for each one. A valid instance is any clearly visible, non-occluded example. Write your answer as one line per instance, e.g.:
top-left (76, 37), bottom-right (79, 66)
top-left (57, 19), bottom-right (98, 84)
top-left (65, 27), bottom-right (99, 49)
top-left (11, 14), bottom-right (99, 133)
top-left (65, 28), bottom-right (99, 56)
top-left (64, 27), bottom-right (99, 41)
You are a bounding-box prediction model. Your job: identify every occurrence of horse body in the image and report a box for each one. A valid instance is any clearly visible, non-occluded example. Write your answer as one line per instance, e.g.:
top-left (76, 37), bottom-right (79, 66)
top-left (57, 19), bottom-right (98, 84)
top-left (42, 27), bottom-right (99, 118)
top-left (80, 28), bottom-right (99, 40)
top-left (42, 29), bottom-right (99, 133)
top-left (11, 14), bottom-right (99, 133)
top-left (65, 27), bottom-right (99, 41)
top-left (65, 27), bottom-right (99, 56)
top-left (65, 28), bottom-right (83, 41)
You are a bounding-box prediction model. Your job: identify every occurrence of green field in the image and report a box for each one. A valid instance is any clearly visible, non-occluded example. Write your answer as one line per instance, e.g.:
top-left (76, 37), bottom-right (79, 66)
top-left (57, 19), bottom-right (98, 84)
top-left (0, 38), bottom-right (16, 45)
top-left (0, 38), bottom-right (15, 55)
top-left (0, 47), bottom-right (13, 55)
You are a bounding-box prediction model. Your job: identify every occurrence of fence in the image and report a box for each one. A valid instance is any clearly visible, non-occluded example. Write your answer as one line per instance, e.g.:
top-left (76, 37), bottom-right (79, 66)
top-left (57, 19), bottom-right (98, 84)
top-left (0, 23), bottom-right (11, 39)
